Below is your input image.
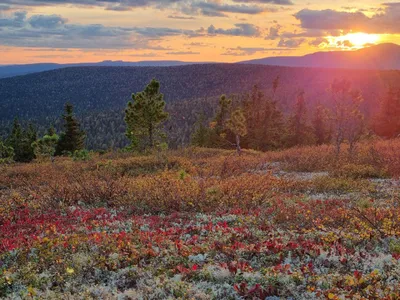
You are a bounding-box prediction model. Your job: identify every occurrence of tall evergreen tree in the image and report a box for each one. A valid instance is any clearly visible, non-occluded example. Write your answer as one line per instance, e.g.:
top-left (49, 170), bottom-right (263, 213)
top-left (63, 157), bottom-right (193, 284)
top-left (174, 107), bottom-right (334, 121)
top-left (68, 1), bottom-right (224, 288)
top-left (56, 103), bottom-right (86, 155)
top-left (125, 79), bottom-right (169, 150)
top-left (214, 95), bottom-right (232, 136)
top-left (7, 118), bottom-right (37, 162)
top-left (191, 113), bottom-right (212, 147)
top-left (0, 137), bottom-right (14, 163)
top-left (312, 102), bottom-right (332, 145)
top-left (374, 87), bottom-right (400, 139)
top-left (286, 90), bottom-right (315, 147)
top-left (242, 84), bottom-right (286, 151)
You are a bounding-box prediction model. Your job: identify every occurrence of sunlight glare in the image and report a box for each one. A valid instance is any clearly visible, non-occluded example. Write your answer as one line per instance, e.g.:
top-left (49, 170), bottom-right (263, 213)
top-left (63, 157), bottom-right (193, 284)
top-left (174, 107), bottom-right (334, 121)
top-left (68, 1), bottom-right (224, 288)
top-left (327, 33), bottom-right (381, 49)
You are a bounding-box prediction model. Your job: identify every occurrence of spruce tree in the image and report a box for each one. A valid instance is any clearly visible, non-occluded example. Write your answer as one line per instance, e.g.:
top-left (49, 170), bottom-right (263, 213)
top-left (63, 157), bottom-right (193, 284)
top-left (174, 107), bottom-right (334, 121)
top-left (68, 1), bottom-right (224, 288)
top-left (7, 118), bottom-right (37, 162)
top-left (0, 137), bottom-right (14, 163)
top-left (312, 102), bottom-right (332, 145)
top-left (56, 103), bottom-right (86, 155)
top-left (374, 87), bottom-right (400, 138)
top-left (286, 90), bottom-right (315, 147)
top-left (191, 113), bottom-right (212, 147)
top-left (215, 95), bottom-right (232, 136)
top-left (242, 84), bottom-right (286, 151)
top-left (125, 79), bottom-right (169, 150)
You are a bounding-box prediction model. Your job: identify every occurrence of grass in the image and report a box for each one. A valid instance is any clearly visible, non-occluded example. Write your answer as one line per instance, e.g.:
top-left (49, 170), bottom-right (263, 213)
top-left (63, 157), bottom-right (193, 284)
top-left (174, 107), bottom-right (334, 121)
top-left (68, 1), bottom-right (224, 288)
top-left (1, 139), bottom-right (400, 298)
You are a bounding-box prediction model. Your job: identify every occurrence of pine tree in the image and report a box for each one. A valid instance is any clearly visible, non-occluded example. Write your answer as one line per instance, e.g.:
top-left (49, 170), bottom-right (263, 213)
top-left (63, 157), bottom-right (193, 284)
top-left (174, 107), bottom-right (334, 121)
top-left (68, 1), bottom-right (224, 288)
top-left (0, 137), bottom-right (14, 163)
top-left (56, 103), bottom-right (86, 155)
top-left (215, 95), bottom-right (232, 136)
top-left (312, 102), bottom-right (332, 145)
top-left (242, 84), bottom-right (286, 151)
top-left (374, 87), bottom-right (400, 139)
top-left (286, 90), bottom-right (315, 147)
top-left (7, 118), bottom-right (37, 162)
top-left (227, 108), bottom-right (247, 155)
top-left (191, 113), bottom-right (212, 147)
top-left (125, 79), bottom-right (169, 150)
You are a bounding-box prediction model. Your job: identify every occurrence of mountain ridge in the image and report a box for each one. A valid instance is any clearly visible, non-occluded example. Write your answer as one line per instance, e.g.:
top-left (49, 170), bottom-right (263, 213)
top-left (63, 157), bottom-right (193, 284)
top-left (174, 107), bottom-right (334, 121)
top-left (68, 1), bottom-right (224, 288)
top-left (239, 43), bottom-right (400, 70)
top-left (1, 43), bottom-right (399, 79)
top-left (0, 60), bottom-right (205, 79)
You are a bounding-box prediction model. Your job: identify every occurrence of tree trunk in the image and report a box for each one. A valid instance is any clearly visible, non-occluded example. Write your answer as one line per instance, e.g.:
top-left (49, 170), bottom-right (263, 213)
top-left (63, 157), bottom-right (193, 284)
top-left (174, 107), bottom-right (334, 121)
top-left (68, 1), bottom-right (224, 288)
top-left (236, 134), bottom-right (241, 156)
top-left (149, 123), bottom-right (153, 148)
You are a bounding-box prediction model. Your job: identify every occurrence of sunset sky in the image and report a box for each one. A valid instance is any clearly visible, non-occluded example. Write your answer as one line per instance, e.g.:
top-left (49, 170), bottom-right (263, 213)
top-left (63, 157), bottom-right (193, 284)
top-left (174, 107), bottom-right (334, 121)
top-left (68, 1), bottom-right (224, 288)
top-left (0, 0), bottom-right (399, 64)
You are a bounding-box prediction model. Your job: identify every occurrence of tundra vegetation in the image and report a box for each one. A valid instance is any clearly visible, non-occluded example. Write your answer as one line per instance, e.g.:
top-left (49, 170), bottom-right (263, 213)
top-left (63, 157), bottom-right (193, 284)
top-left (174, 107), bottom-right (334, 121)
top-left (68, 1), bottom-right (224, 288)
top-left (1, 78), bottom-right (400, 299)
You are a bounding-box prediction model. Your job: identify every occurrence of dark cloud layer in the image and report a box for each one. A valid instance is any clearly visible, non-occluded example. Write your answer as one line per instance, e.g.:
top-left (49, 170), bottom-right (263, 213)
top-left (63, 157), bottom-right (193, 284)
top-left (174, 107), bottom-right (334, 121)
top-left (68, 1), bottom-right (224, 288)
top-left (2, 0), bottom-right (290, 15)
top-left (0, 10), bottom-right (263, 49)
top-left (294, 3), bottom-right (400, 34)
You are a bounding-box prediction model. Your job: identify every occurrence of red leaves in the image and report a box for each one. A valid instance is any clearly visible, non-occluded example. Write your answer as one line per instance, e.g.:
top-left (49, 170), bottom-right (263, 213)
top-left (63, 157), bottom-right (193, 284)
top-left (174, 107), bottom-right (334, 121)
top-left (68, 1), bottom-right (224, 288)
top-left (234, 282), bottom-right (277, 299)
top-left (354, 270), bottom-right (362, 281)
top-left (176, 264), bottom-right (199, 274)
top-left (392, 253), bottom-right (400, 260)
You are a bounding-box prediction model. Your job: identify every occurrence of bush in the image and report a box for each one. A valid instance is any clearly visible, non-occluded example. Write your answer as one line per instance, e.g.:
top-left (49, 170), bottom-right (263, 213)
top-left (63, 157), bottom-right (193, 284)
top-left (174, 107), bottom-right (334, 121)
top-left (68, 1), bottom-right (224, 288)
top-left (331, 163), bottom-right (386, 179)
top-left (71, 149), bottom-right (92, 161)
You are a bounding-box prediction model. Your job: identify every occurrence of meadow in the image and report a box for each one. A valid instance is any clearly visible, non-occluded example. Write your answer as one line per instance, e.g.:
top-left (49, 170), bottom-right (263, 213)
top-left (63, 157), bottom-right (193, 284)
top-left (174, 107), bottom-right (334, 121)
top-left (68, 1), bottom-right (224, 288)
top-left (1, 139), bottom-right (400, 299)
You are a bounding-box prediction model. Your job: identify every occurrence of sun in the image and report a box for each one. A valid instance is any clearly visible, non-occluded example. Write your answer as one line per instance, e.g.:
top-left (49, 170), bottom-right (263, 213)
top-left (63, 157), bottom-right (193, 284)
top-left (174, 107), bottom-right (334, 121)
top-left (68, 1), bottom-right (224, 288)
top-left (344, 33), bottom-right (380, 47)
top-left (327, 32), bottom-right (381, 49)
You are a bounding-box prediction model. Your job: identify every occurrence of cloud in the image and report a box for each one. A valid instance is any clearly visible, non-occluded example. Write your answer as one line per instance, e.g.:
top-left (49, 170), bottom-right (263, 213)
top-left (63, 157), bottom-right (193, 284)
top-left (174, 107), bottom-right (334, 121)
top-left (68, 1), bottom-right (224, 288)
top-left (278, 38), bottom-right (305, 48)
top-left (207, 23), bottom-right (260, 36)
top-left (232, 0), bottom-right (293, 4)
top-left (265, 24), bottom-right (281, 39)
top-left (0, 4), bottom-right (12, 10)
top-left (0, 11), bottom-right (264, 50)
top-left (0, 11), bottom-right (204, 49)
top-left (336, 40), bottom-right (353, 48)
top-left (167, 15), bottom-right (196, 20)
top-left (0, 11), bottom-right (26, 27)
top-left (195, 2), bottom-right (275, 15)
top-left (166, 51), bottom-right (200, 55)
top-left (28, 14), bottom-right (67, 28)
top-left (180, 1), bottom-right (280, 17)
top-left (222, 46), bottom-right (292, 55)
top-left (308, 37), bottom-right (329, 47)
top-left (1, 0), bottom-right (292, 15)
top-left (294, 3), bottom-right (400, 34)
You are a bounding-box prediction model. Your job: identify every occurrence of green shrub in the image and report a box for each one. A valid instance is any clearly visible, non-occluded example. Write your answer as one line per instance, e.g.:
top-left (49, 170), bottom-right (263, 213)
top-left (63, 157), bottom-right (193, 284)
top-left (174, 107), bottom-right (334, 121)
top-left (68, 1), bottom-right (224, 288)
top-left (71, 149), bottom-right (92, 161)
top-left (331, 163), bottom-right (386, 179)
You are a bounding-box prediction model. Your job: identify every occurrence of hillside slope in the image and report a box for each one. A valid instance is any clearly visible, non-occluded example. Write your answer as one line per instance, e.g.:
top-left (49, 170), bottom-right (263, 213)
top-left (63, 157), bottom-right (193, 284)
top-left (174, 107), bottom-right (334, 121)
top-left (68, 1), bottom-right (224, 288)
top-left (1, 63), bottom-right (399, 121)
top-left (240, 43), bottom-right (400, 70)
top-left (1, 64), bottom-right (399, 149)
top-left (0, 60), bottom-right (203, 79)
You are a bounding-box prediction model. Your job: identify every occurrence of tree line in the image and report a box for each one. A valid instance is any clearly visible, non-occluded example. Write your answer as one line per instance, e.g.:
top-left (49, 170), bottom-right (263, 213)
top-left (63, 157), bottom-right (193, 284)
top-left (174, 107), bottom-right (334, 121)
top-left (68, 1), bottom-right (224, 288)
top-left (0, 103), bottom-right (85, 163)
top-left (191, 77), bottom-right (400, 156)
top-left (1, 77), bottom-right (399, 163)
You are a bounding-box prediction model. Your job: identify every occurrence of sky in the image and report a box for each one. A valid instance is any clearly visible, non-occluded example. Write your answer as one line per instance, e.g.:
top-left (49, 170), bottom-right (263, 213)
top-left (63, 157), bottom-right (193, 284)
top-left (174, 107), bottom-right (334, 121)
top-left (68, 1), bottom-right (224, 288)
top-left (0, 0), bottom-right (399, 64)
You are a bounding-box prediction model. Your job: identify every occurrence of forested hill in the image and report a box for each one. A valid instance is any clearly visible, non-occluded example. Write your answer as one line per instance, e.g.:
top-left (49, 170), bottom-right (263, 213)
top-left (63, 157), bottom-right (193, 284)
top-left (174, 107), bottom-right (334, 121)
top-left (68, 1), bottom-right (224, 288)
top-left (1, 64), bottom-right (399, 149)
top-left (1, 64), bottom-right (400, 121)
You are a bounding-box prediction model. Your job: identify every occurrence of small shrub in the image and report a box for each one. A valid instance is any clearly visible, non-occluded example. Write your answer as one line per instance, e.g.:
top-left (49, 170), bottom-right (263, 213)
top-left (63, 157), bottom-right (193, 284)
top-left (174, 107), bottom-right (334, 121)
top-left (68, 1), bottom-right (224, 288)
top-left (331, 163), bottom-right (386, 179)
top-left (71, 149), bottom-right (92, 161)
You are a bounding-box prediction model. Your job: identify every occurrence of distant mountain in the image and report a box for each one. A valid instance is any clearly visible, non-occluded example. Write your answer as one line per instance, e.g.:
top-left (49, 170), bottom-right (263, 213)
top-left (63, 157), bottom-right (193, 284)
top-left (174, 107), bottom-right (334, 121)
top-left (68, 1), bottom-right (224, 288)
top-left (239, 43), bottom-right (400, 70)
top-left (0, 60), bottom-right (203, 79)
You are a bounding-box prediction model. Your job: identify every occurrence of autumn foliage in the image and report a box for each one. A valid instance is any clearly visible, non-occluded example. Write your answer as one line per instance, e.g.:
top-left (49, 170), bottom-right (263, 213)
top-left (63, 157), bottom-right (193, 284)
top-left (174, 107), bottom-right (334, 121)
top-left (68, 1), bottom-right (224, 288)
top-left (1, 139), bottom-right (400, 298)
